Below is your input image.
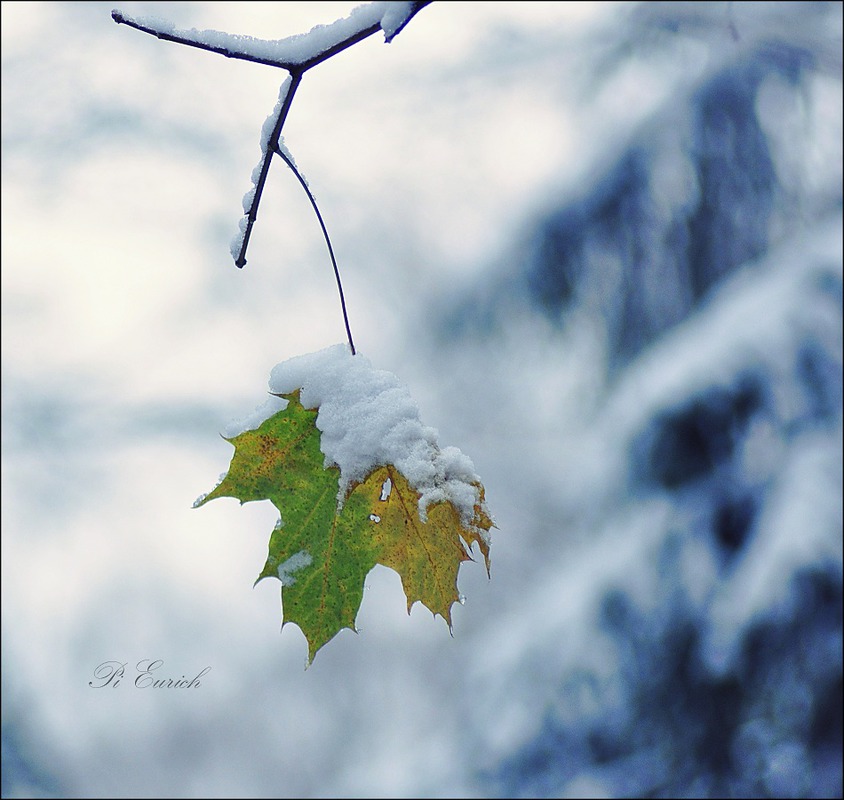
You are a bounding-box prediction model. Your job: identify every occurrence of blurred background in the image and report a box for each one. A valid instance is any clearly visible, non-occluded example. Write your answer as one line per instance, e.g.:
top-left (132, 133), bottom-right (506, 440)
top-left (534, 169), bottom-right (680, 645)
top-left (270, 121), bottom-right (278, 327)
top-left (2, 2), bottom-right (841, 797)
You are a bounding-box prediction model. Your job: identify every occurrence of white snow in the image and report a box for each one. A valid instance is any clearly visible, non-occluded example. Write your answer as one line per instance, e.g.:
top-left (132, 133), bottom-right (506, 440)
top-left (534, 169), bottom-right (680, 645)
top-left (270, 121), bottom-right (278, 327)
top-left (222, 393), bottom-right (287, 440)
top-left (229, 215), bottom-right (249, 262)
top-left (259, 77), bottom-right (292, 152)
top-left (191, 492), bottom-right (208, 509)
top-left (276, 550), bottom-right (313, 585)
top-left (225, 344), bottom-right (487, 528)
top-left (113, 3), bottom-right (409, 67)
top-left (379, 3), bottom-right (418, 42)
top-left (230, 75), bottom-right (294, 261)
top-left (702, 422), bottom-right (844, 674)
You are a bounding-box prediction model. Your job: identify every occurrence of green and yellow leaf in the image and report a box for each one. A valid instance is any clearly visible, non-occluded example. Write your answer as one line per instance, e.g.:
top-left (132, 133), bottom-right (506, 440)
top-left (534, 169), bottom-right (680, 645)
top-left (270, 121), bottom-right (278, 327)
top-left (197, 389), bottom-right (493, 664)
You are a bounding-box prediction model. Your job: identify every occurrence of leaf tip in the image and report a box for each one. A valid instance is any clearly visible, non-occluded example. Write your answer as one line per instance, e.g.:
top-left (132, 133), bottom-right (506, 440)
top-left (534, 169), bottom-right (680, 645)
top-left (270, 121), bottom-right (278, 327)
top-left (191, 492), bottom-right (209, 509)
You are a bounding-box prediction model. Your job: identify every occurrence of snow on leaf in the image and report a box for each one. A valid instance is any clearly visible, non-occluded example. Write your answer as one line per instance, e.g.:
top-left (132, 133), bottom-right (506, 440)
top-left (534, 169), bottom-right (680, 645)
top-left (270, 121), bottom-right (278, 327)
top-left (198, 391), bottom-right (378, 663)
top-left (196, 385), bottom-right (493, 665)
top-left (360, 465), bottom-right (490, 624)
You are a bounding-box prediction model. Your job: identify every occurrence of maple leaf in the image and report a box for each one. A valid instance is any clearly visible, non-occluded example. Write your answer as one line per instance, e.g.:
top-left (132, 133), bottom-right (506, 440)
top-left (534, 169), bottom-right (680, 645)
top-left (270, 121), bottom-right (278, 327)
top-left (196, 357), bottom-right (493, 665)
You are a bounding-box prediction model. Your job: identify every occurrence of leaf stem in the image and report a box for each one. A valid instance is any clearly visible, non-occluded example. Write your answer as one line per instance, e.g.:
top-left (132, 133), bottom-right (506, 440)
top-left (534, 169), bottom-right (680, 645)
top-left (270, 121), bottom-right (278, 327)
top-left (274, 146), bottom-right (356, 356)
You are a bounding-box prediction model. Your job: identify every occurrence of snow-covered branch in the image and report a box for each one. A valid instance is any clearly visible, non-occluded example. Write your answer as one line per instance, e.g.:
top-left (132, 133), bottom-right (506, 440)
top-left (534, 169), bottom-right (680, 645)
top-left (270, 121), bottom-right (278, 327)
top-left (111, 3), bottom-right (431, 71)
top-left (112, 2), bottom-right (432, 269)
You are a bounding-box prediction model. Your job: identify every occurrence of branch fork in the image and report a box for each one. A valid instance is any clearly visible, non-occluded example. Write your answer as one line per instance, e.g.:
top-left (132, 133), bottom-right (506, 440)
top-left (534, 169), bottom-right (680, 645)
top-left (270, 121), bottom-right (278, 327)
top-left (113, 2), bottom-right (433, 354)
